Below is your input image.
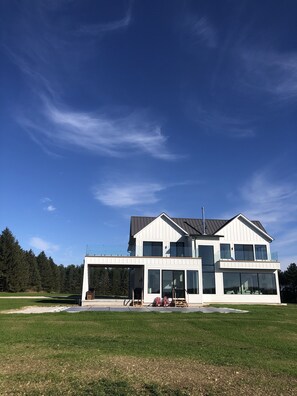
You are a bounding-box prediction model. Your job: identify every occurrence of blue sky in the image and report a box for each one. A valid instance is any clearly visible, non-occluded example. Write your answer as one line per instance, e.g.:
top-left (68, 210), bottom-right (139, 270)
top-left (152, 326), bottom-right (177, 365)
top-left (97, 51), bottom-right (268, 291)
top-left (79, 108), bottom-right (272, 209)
top-left (0, 0), bottom-right (296, 269)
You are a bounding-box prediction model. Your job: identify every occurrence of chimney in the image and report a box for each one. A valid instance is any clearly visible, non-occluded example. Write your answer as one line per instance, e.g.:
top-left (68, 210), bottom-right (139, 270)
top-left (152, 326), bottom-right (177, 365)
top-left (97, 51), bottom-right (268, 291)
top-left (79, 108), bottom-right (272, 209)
top-left (202, 206), bottom-right (206, 235)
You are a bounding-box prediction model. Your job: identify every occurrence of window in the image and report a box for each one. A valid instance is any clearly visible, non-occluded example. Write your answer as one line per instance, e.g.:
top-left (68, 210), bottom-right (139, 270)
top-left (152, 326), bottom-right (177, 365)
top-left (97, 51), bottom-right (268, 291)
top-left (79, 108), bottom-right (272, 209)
top-left (258, 273), bottom-right (276, 294)
top-left (234, 244), bottom-right (254, 261)
top-left (170, 242), bottom-right (184, 257)
top-left (148, 270), bottom-right (160, 293)
top-left (199, 245), bottom-right (215, 270)
top-left (202, 272), bottom-right (216, 294)
top-left (223, 272), bottom-right (241, 294)
top-left (220, 244), bottom-right (231, 259)
top-left (255, 245), bottom-right (268, 260)
top-left (162, 270), bottom-right (185, 298)
top-left (143, 242), bottom-right (163, 256)
top-left (240, 273), bottom-right (259, 294)
top-left (223, 272), bottom-right (277, 295)
top-left (187, 270), bottom-right (199, 294)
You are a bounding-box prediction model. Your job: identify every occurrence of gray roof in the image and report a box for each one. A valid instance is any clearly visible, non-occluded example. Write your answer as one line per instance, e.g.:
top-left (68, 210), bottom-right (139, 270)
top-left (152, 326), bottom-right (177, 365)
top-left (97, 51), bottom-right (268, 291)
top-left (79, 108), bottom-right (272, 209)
top-left (130, 214), bottom-right (267, 239)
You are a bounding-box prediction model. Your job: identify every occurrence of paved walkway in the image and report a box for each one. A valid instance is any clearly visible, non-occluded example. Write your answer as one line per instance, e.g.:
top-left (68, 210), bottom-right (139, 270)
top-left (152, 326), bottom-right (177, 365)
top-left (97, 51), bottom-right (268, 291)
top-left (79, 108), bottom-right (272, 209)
top-left (66, 306), bottom-right (248, 314)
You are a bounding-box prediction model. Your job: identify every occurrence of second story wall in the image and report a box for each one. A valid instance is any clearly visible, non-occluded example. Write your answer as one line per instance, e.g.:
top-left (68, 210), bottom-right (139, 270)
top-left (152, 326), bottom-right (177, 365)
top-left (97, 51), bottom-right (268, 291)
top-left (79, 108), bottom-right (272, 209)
top-left (134, 214), bottom-right (191, 256)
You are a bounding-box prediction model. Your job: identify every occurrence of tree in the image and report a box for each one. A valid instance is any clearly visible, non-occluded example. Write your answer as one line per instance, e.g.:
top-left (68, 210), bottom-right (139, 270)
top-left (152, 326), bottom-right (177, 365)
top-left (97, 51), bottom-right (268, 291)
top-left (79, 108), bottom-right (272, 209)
top-left (280, 263), bottom-right (297, 303)
top-left (0, 228), bottom-right (29, 292)
top-left (25, 250), bottom-right (41, 291)
top-left (37, 251), bottom-right (54, 292)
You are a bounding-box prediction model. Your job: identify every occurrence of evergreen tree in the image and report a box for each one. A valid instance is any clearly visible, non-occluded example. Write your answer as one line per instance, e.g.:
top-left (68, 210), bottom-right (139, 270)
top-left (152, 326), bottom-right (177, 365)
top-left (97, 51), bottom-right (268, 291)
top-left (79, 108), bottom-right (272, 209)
top-left (37, 251), bottom-right (54, 292)
top-left (25, 250), bottom-right (41, 291)
top-left (0, 228), bottom-right (29, 292)
top-left (49, 257), bottom-right (60, 292)
top-left (280, 263), bottom-right (297, 303)
top-left (59, 264), bottom-right (66, 292)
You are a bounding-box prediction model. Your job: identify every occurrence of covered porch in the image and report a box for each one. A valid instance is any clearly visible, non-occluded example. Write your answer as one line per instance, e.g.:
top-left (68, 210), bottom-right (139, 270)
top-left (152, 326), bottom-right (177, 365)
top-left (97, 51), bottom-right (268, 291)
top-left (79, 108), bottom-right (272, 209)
top-left (81, 256), bottom-right (203, 306)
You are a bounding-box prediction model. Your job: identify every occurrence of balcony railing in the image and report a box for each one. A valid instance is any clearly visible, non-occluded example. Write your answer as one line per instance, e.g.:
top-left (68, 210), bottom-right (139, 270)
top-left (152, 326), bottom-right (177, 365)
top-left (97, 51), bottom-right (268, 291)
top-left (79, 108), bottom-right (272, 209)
top-left (86, 244), bottom-right (194, 257)
top-left (86, 245), bottom-right (279, 262)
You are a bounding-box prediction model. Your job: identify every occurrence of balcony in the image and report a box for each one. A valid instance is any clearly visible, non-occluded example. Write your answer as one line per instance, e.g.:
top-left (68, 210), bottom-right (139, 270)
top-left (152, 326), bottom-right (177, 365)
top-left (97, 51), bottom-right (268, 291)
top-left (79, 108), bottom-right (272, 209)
top-left (86, 244), bottom-right (194, 258)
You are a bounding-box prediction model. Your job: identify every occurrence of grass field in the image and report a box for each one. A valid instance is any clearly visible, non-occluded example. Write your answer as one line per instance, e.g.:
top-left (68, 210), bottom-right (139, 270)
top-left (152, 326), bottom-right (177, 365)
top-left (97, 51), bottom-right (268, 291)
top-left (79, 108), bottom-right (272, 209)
top-left (0, 299), bottom-right (296, 395)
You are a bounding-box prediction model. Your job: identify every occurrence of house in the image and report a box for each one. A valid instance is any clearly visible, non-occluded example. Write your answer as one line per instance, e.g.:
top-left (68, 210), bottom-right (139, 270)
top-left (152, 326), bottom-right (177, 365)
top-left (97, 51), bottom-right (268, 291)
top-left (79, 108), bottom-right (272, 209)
top-left (81, 212), bottom-right (281, 305)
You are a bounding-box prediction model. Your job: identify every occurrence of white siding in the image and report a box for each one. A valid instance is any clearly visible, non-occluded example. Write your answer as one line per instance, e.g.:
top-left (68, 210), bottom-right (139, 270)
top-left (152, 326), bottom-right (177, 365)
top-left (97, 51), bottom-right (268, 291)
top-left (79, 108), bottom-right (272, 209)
top-left (134, 215), bottom-right (190, 256)
top-left (217, 217), bottom-right (271, 243)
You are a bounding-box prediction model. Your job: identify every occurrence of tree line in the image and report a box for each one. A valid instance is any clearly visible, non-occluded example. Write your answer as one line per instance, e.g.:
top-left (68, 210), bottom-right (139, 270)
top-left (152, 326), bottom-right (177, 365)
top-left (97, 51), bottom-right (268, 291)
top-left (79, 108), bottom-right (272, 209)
top-left (0, 228), bottom-right (83, 293)
top-left (0, 227), bottom-right (129, 296)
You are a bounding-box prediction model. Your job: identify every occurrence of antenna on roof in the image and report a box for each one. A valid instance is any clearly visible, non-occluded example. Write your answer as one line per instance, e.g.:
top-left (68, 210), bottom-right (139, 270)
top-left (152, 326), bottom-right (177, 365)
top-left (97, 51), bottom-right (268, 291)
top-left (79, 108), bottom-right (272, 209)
top-left (202, 206), bottom-right (206, 235)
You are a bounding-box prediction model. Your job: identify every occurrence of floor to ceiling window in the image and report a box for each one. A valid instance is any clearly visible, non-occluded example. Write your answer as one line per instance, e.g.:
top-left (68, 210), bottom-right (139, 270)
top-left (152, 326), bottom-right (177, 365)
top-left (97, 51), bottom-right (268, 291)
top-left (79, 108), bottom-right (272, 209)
top-left (162, 270), bottom-right (185, 298)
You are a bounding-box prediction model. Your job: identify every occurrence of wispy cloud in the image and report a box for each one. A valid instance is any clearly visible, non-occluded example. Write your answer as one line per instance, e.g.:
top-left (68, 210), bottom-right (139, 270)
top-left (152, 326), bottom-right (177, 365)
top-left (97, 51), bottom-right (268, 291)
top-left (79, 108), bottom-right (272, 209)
top-left (41, 197), bottom-right (52, 203)
top-left (241, 50), bottom-right (297, 101)
top-left (20, 99), bottom-right (177, 160)
top-left (94, 182), bottom-right (166, 208)
top-left (190, 16), bottom-right (217, 48)
top-left (45, 205), bottom-right (56, 212)
top-left (41, 197), bottom-right (56, 212)
top-left (77, 8), bottom-right (132, 35)
top-left (224, 170), bottom-right (297, 268)
top-left (30, 236), bottom-right (59, 253)
top-left (237, 172), bottom-right (297, 226)
top-left (194, 106), bottom-right (255, 138)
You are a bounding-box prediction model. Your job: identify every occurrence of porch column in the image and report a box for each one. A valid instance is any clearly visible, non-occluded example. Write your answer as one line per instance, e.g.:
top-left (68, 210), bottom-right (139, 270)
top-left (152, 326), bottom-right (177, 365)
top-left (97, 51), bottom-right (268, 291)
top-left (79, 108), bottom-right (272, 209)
top-left (81, 259), bottom-right (89, 304)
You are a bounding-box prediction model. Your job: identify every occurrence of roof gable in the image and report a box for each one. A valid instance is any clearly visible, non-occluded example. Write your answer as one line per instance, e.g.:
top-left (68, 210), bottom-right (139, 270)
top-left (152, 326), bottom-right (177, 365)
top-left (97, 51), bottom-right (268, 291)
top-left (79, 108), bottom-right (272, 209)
top-left (130, 213), bottom-right (272, 240)
top-left (214, 213), bottom-right (273, 241)
top-left (132, 212), bottom-right (188, 238)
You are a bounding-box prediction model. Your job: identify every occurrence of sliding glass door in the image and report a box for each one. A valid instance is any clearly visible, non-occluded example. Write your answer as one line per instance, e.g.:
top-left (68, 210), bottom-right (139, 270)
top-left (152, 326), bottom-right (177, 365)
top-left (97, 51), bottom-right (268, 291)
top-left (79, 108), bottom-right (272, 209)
top-left (162, 270), bottom-right (185, 298)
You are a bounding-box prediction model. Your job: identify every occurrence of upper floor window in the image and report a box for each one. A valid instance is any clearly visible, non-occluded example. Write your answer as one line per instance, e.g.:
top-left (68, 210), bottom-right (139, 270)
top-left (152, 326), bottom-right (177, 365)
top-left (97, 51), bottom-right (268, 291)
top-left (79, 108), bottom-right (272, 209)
top-left (199, 245), bottom-right (215, 269)
top-left (170, 242), bottom-right (184, 257)
top-left (234, 244), bottom-right (254, 261)
top-left (143, 242), bottom-right (163, 257)
top-left (220, 243), bottom-right (231, 259)
top-left (255, 245), bottom-right (268, 260)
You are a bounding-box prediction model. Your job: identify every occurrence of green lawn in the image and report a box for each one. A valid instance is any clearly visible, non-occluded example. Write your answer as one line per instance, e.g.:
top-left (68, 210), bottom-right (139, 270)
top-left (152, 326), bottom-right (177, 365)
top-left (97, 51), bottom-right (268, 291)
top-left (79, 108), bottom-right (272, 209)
top-left (0, 301), bottom-right (296, 395)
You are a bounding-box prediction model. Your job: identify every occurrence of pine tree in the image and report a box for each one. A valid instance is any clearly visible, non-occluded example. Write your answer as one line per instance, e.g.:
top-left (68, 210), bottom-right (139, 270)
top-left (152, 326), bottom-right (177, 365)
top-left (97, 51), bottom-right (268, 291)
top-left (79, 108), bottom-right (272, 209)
top-left (49, 257), bottom-right (60, 292)
top-left (25, 250), bottom-right (41, 291)
top-left (0, 228), bottom-right (29, 292)
top-left (37, 251), bottom-right (54, 292)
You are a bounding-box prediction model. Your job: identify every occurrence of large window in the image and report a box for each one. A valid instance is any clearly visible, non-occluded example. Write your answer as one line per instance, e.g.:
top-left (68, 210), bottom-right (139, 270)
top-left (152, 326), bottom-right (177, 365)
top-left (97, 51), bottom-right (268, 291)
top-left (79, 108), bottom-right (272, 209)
top-left (199, 245), bottom-right (215, 270)
top-left (162, 270), bottom-right (185, 298)
top-left (223, 272), bottom-right (277, 295)
top-left (148, 270), bottom-right (160, 293)
top-left (223, 272), bottom-right (241, 294)
top-left (170, 242), bottom-right (185, 257)
top-left (220, 244), bottom-right (231, 259)
top-left (241, 273), bottom-right (259, 294)
top-left (203, 272), bottom-right (216, 294)
top-left (255, 245), bottom-right (268, 260)
top-left (258, 273), bottom-right (276, 294)
top-left (187, 270), bottom-right (199, 294)
top-left (234, 244), bottom-right (254, 261)
top-left (143, 242), bottom-right (163, 256)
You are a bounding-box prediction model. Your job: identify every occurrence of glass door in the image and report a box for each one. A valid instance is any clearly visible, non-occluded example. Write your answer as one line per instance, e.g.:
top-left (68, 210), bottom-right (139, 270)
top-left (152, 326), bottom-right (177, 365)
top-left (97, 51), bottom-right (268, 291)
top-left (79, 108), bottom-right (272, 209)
top-left (162, 270), bottom-right (185, 298)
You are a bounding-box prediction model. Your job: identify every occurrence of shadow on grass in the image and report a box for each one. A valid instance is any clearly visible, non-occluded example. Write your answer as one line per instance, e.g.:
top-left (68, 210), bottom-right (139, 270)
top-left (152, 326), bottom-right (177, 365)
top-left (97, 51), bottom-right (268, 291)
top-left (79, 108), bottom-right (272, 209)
top-left (36, 295), bottom-right (80, 305)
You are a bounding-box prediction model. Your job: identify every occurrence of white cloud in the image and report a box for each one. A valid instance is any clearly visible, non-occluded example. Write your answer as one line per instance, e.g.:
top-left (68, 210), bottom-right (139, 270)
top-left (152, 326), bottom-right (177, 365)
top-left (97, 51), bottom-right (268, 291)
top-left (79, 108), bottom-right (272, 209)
top-left (41, 197), bottom-right (56, 212)
top-left (224, 171), bottom-right (297, 270)
top-left (41, 197), bottom-right (51, 203)
top-left (30, 237), bottom-right (59, 253)
top-left (241, 50), bottom-right (297, 101)
top-left (191, 16), bottom-right (217, 48)
top-left (194, 106), bottom-right (255, 138)
top-left (237, 172), bottom-right (297, 226)
top-left (20, 100), bottom-right (177, 160)
top-left (78, 9), bottom-right (131, 35)
top-left (94, 182), bottom-right (166, 208)
top-left (45, 205), bottom-right (56, 212)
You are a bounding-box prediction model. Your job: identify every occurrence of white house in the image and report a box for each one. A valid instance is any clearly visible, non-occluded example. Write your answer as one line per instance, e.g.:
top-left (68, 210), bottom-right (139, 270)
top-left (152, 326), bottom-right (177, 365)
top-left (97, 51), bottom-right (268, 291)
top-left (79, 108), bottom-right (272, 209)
top-left (81, 212), bottom-right (281, 306)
